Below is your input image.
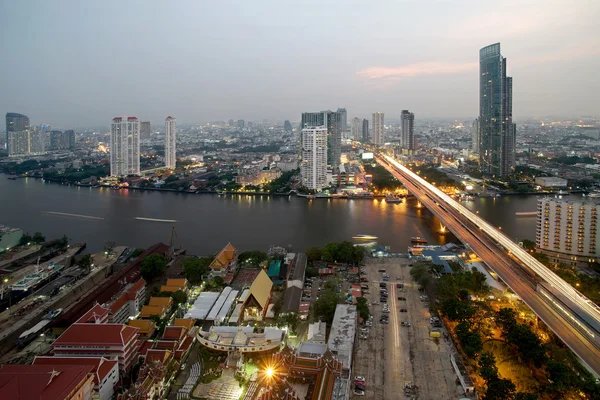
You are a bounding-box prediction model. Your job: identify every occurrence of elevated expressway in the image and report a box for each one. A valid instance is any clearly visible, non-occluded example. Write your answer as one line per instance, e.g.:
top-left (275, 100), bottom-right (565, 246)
top-left (376, 154), bottom-right (600, 376)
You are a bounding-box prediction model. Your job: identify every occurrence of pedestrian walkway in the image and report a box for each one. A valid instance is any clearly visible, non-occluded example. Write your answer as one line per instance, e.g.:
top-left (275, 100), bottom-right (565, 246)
top-left (177, 362), bottom-right (200, 399)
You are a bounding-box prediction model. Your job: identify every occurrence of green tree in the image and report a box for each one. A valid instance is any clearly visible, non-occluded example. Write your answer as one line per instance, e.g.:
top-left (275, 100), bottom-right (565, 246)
top-left (206, 276), bottom-right (225, 291)
top-left (305, 247), bottom-right (322, 263)
top-left (496, 308), bottom-right (518, 333)
top-left (131, 248), bottom-right (145, 258)
top-left (441, 299), bottom-right (474, 322)
top-left (140, 254), bottom-right (167, 281)
top-left (484, 377), bottom-right (516, 400)
top-left (521, 239), bottom-right (536, 251)
top-left (170, 290), bottom-right (188, 305)
top-left (321, 243), bottom-right (339, 262)
top-left (305, 266), bottom-right (319, 279)
top-left (32, 232), bottom-right (45, 244)
top-left (313, 290), bottom-right (341, 324)
top-left (19, 233), bottom-right (33, 246)
top-left (479, 352), bottom-right (499, 382)
top-left (277, 313), bottom-right (300, 335)
top-left (183, 257), bottom-right (212, 284)
top-left (77, 254), bottom-right (93, 271)
top-left (238, 251), bottom-right (268, 266)
top-left (514, 393), bottom-right (537, 400)
top-left (356, 297), bottom-right (370, 320)
top-left (455, 321), bottom-right (483, 358)
top-left (165, 174), bottom-right (178, 183)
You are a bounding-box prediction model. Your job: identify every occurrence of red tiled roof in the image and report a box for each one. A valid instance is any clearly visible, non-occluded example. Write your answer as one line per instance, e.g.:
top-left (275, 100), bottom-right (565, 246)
top-left (113, 117), bottom-right (122, 121)
top-left (109, 294), bottom-right (128, 314)
top-left (154, 341), bottom-right (178, 351)
top-left (145, 349), bottom-right (171, 365)
top-left (139, 340), bottom-right (154, 357)
top-left (76, 304), bottom-right (110, 324)
top-left (54, 324), bottom-right (139, 346)
top-left (0, 364), bottom-right (93, 400)
top-left (110, 278), bottom-right (146, 313)
top-left (162, 326), bottom-right (185, 341)
top-left (33, 356), bottom-right (118, 385)
top-left (127, 117), bottom-right (138, 121)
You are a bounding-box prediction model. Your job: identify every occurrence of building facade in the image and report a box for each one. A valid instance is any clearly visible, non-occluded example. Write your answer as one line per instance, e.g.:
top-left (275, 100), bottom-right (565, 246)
top-left (350, 117), bottom-right (362, 141)
top-left (471, 118), bottom-right (480, 154)
top-left (5, 112), bottom-right (29, 155)
top-left (284, 120), bottom-right (293, 132)
top-left (301, 127), bottom-right (328, 190)
top-left (110, 116), bottom-right (140, 176)
top-left (372, 112), bottom-right (384, 145)
top-left (140, 121), bottom-right (151, 138)
top-left (362, 119), bottom-right (369, 142)
top-left (536, 197), bottom-right (600, 267)
top-left (300, 109), bottom-right (344, 171)
top-left (400, 110), bottom-right (415, 151)
top-left (479, 43), bottom-right (516, 177)
top-left (165, 116), bottom-right (176, 169)
top-left (50, 130), bottom-right (74, 150)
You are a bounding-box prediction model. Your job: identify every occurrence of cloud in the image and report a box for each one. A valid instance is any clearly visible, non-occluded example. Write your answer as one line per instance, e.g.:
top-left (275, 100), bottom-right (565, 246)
top-left (356, 62), bottom-right (478, 80)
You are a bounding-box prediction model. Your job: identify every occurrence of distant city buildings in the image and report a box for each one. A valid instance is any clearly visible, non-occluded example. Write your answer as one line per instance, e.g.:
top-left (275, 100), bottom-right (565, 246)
top-left (50, 130), bottom-right (75, 150)
top-left (284, 120), bottom-right (293, 132)
top-left (165, 116), bottom-right (176, 169)
top-left (5, 112), bottom-right (30, 156)
top-left (471, 118), bottom-right (480, 154)
top-left (110, 116), bottom-right (140, 176)
top-left (140, 121), bottom-right (151, 138)
top-left (351, 117), bottom-right (362, 141)
top-left (300, 109), bottom-right (345, 171)
top-left (362, 119), bottom-right (369, 142)
top-left (479, 43), bottom-right (516, 176)
top-left (301, 126), bottom-right (328, 190)
top-left (238, 119), bottom-right (245, 129)
top-left (337, 108), bottom-right (347, 131)
top-left (536, 197), bottom-right (600, 268)
top-left (372, 112), bottom-right (384, 145)
top-left (401, 110), bottom-right (415, 152)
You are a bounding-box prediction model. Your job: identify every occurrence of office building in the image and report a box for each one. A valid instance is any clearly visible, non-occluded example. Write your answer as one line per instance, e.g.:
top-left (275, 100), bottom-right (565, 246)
top-left (237, 119), bottom-right (245, 129)
top-left (5, 113), bottom-right (29, 154)
top-left (350, 117), bottom-right (362, 141)
top-left (401, 110), bottom-right (415, 151)
top-left (140, 121), bottom-right (151, 138)
top-left (50, 130), bottom-right (70, 150)
top-left (284, 120), bottom-right (293, 132)
top-left (228, 119), bottom-right (234, 126)
top-left (110, 116), bottom-right (140, 176)
top-left (479, 43), bottom-right (515, 176)
top-left (372, 112), bottom-right (384, 145)
top-left (337, 108), bottom-right (347, 130)
top-left (362, 119), bottom-right (369, 142)
top-left (165, 116), bottom-right (176, 169)
top-left (536, 197), bottom-right (600, 268)
top-left (301, 127), bottom-right (328, 190)
top-left (471, 118), bottom-right (480, 154)
top-left (300, 109), bottom-right (345, 171)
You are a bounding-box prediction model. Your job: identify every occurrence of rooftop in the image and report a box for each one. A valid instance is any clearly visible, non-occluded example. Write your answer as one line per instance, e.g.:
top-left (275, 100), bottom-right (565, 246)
top-left (53, 323), bottom-right (139, 347)
top-left (327, 304), bottom-right (357, 369)
top-left (33, 356), bottom-right (118, 386)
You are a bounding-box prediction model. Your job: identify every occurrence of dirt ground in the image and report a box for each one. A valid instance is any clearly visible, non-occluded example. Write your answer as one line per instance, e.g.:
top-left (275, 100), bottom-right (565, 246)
top-left (352, 257), bottom-right (465, 400)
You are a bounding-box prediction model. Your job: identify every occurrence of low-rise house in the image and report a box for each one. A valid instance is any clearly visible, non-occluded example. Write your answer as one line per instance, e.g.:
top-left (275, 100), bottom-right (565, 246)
top-left (129, 319), bottom-right (157, 339)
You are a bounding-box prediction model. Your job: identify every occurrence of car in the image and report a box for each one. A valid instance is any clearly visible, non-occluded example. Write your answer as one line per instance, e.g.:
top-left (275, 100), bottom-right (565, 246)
top-left (353, 389), bottom-right (365, 396)
top-left (401, 322), bottom-right (411, 327)
top-left (397, 297), bottom-right (406, 301)
top-left (181, 363), bottom-right (186, 370)
top-left (360, 278), bottom-right (369, 282)
top-left (380, 298), bottom-right (387, 303)
top-left (378, 268), bottom-right (386, 273)
top-left (355, 384), bottom-right (366, 391)
top-left (379, 282), bottom-right (387, 288)
top-left (354, 376), bottom-right (366, 383)
top-left (399, 308), bottom-right (407, 312)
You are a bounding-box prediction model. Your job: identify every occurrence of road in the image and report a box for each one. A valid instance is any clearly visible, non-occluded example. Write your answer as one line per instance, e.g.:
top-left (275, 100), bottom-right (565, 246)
top-left (376, 155), bottom-right (600, 376)
top-left (352, 258), bottom-right (463, 400)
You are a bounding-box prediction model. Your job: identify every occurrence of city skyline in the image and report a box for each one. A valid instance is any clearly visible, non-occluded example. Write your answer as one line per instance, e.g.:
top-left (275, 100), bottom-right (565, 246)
top-left (1, 1), bottom-right (599, 127)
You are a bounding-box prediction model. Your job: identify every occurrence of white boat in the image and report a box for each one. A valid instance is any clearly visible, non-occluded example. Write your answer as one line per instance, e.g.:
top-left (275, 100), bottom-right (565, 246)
top-left (353, 234), bottom-right (378, 240)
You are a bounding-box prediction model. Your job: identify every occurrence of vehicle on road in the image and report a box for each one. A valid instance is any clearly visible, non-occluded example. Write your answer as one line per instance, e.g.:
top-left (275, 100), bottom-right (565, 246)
top-left (354, 376), bottom-right (366, 383)
top-left (399, 308), bottom-right (407, 312)
top-left (401, 322), bottom-right (411, 327)
top-left (398, 296), bottom-right (406, 301)
top-left (354, 389), bottom-right (365, 396)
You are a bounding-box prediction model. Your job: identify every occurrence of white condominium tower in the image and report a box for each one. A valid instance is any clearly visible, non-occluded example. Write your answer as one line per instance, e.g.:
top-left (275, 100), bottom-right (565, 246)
top-left (372, 112), bottom-right (384, 145)
top-left (165, 116), bottom-right (176, 169)
top-left (110, 116), bottom-right (140, 176)
top-left (351, 117), bottom-right (362, 141)
top-left (301, 126), bottom-right (328, 190)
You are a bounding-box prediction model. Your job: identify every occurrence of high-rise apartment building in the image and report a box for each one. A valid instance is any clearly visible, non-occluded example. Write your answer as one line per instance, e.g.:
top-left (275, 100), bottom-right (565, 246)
top-left (301, 127), bottom-right (328, 190)
top-left (400, 110), bottom-right (415, 151)
top-left (479, 43), bottom-right (515, 176)
top-left (471, 118), bottom-right (480, 154)
top-left (5, 113), bottom-right (30, 155)
top-left (337, 108), bottom-right (347, 131)
top-left (28, 126), bottom-right (45, 154)
top-left (362, 119), bottom-right (369, 142)
top-left (7, 131), bottom-right (29, 156)
top-left (110, 117), bottom-right (140, 177)
top-left (140, 121), bottom-right (151, 138)
top-left (372, 112), bottom-right (384, 145)
top-left (165, 116), bottom-right (176, 169)
top-left (350, 117), bottom-right (362, 141)
top-left (536, 197), bottom-right (600, 268)
top-left (300, 109), bottom-right (345, 171)
top-left (284, 120), bottom-right (293, 132)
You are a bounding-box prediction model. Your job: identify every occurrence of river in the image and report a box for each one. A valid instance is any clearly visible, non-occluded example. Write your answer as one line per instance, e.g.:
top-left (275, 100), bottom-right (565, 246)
top-left (0, 175), bottom-right (545, 255)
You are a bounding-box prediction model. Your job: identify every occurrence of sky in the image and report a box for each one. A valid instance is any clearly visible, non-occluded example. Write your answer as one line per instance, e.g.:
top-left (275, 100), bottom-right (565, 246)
top-left (1, 0), bottom-right (599, 127)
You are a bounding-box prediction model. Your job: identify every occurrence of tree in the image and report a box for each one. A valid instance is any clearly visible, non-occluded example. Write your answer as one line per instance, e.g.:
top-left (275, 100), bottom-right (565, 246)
top-left (321, 243), bottom-right (339, 262)
top-left (206, 276), bottom-right (225, 291)
top-left (77, 254), bottom-right (93, 271)
top-left (484, 377), bottom-right (516, 400)
top-left (496, 308), bottom-right (518, 333)
top-left (521, 239), bottom-right (536, 251)
top-left (171, 290), bottom-right (188, 305)
top-left (356, 297), bottom-right (370, 320)
top-left (140, 254), bottom-right (167, 281)
top-left (277, 313), bottom-right (300, 335)
top-left (441, 299), bottom-right (474, 322)
top-left (131, 248), bottom-right (145, 258)
top-left (313, 289), bottom-right (341, 324)
top-left (479, 352), bottom-right (499, 382)
top-left (165, 174), bottom-right (178, 183)
top-left (238, 251), bottom-right (268, 266)
top-left (32, 232), bottom-right (45, 244)
top-left (455, 321), bottom-right (483, 358)
top-left (183, 257), bottom-right (212, 285)
top-left (514, 393), bottom-right (538, 400)
top-left (305, 247), bottom-right (322, 263)
top-left (19, 233), bottom-right (33, 246)
top-left (104, 241), bottom-right (116, 257)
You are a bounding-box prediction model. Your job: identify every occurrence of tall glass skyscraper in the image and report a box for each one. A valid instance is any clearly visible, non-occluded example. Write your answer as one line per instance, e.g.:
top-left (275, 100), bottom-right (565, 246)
top-left (479, 43), bottom-right (515, 177)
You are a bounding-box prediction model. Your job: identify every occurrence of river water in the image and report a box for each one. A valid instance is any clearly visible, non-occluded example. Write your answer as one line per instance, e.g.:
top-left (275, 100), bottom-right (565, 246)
top-left (0, 175), bottom-right (545, 255)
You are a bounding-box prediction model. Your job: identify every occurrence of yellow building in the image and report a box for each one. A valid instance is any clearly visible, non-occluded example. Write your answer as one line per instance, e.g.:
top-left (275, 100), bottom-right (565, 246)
top-left (243, 269), bottom-right (273, 321)
top-left (149, 296), bottom-right (173, 309)
top-left (173, 318), bottom-right (195, 330)
top-left (129, 319), bottom-right (157, 338)
top-left (208, 242), bottom-right (237, 273)
top-left (160, 278), bottom-right (188, 293)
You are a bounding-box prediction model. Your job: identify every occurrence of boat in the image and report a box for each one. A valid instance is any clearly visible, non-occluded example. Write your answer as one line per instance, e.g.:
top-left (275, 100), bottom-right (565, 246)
top-left (557, 190), bottom-right (570, 196)
top-left (315, 193), bottom-right (332, 199)
top-left (385, 195), bottom-right (402, 203)
top-left (349, 193), bottom-right (374, 199)
top-left (411, 237), bottom-right (428, 244)
top-left (353, 234), bottom-right (378, 240)
top-left (7, 176), bottom-right (17, 180)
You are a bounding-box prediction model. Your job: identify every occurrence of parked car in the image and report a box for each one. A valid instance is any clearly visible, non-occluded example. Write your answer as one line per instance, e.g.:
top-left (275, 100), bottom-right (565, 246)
top-left (401, 322), bottom-right (411, 327)
top-left (354, 389), bottom-right (365, 396)
top-left (399, 308), bottom-right (408, 312)
top-left (397, 297), bottom-right (406, 301)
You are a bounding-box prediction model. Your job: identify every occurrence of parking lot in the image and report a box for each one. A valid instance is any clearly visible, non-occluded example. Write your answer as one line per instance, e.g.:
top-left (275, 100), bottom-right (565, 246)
top-left (352, 258), bottom-right (464, 399)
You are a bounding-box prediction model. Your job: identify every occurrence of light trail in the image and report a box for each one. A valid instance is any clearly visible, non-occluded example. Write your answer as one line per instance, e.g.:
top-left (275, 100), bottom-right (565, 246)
top-left (135, 217), bottom-right (177, 223)
top-left (383, 154), bottom-right (600, 323)
top-left (44, 211), bottom-right (104, 220)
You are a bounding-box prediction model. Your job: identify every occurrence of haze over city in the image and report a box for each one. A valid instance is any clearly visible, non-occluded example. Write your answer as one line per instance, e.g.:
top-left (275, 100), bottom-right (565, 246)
top-left (1, 0), bottom-right (599, 127)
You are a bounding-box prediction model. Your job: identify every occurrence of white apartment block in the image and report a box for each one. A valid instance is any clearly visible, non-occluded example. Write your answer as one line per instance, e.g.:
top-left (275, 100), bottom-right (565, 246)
top-left (536, 197), bottom-right (600, 267)
top-left (165, 116), bottom-right (176, 169)
top-left (350, 117), bottom-right (362, 141)
top-left (372, 112), bottom-right (384, 145)
top-left (110, 116), bottom-right (140, 176)
top-left (301, 127), bottom-right (328, 190)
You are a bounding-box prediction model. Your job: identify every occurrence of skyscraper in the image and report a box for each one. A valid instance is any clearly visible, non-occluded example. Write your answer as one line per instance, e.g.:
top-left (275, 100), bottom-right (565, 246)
top-left (337, 108), bottom-right (347, 131)
top-left (237, 119), bottom-right (245, 129)
top-left (479, 43), bottom-right (515, 176)
top-left (351, 117), bottom-right (362, 141)
top-left (362, 119), bottom-right (369, 142)
top-left (28, 126), bottom-right (45, 154)
top-left (165, 116), bottom-right (176, 169)
top-left (372, 112), bottom-right (384, 145)
top-left (5, 113), bottom-right (30, 154)
top-left (300, 109), bottom-right (344, 171)
top-left (471, 118), bottom-right (480, 154)
top-left (110, 117), bottom-right (140, 177)
top-left (140, 121), bottom-right (151, 138)
top-left (400, 110), bottom-right (415, 151)
top-left (301, 127), bottom-right (328, 190)
top-left (284, 120), bottom-right (293, 132)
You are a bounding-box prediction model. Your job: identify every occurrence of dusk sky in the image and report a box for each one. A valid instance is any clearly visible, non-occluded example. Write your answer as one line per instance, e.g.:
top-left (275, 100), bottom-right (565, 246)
top-left (1, 0), bottom-right (598, 127)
